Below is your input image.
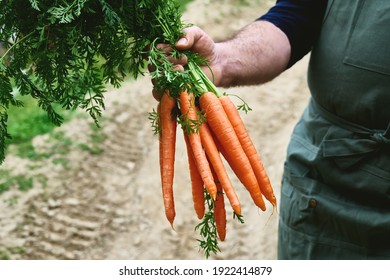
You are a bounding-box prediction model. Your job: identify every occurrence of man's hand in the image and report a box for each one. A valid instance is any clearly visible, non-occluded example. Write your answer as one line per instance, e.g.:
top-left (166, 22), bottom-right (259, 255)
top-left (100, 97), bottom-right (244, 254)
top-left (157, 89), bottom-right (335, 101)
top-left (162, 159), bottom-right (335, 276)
top-left (174, 26), bottom-right (222, 85)
top-left (150, 20), bottom-right (291, 100)
top-left (150, 26), bottom-right (220, 101)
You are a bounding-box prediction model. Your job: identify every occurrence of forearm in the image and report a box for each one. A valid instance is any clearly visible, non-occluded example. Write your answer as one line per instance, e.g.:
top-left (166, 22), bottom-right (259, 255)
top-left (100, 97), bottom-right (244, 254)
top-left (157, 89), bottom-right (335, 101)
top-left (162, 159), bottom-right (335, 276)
top-left (214, 20), bottom-right (291, 87)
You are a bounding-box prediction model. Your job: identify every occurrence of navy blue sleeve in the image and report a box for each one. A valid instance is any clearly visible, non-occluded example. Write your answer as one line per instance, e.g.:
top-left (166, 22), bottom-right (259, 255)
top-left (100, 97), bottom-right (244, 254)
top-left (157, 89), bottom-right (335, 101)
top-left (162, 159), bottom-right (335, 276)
top-left (258, 0), bottom-right (328, 68)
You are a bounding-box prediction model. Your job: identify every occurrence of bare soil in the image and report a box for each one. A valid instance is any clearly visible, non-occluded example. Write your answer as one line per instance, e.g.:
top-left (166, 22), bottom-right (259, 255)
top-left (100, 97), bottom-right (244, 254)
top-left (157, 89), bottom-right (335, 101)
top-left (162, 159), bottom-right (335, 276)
top-left (0, 0), bottom-right (310, 260)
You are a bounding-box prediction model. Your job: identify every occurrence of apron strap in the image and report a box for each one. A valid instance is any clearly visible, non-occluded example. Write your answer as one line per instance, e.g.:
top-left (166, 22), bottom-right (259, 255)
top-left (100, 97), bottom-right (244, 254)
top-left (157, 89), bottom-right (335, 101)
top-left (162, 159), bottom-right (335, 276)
top-left (311, 99), bottom-right (390, 169)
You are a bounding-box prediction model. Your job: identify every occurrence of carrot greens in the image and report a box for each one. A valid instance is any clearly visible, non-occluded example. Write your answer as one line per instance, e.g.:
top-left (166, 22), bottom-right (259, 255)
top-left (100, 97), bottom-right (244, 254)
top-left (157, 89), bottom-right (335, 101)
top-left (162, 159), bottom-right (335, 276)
top-left (195, 189), bottom-right (220, 259)
top-left (0, 0), bottom-right (208, 163)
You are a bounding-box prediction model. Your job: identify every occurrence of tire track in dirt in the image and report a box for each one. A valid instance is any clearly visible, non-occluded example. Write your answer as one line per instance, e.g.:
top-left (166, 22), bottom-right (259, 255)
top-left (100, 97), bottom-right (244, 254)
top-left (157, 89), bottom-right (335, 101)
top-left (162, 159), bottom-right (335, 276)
top-left (17, 83), bottom-right (154, 259)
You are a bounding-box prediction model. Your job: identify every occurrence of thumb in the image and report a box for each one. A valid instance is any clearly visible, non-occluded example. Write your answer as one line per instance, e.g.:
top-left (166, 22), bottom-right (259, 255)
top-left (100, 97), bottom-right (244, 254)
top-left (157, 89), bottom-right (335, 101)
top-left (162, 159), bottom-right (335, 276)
top-left (175, 37), bottom-right (189, 49)
top-left (175, 26), bottom-right (204, 50)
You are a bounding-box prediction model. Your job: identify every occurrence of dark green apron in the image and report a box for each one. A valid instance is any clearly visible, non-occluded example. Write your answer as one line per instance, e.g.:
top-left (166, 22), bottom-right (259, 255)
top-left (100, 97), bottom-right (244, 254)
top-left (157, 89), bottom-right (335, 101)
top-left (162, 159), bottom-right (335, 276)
top-left (278, 0), bottom-right (390, 259)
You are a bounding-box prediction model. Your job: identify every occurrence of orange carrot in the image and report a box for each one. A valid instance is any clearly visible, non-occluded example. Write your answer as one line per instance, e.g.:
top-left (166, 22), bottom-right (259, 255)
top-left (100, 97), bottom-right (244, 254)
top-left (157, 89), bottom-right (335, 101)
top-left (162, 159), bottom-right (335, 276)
top-left (183, 132), bottom-right (205, 219)
top-left (219, 95), bottom-right (276, 206)
top-left (179, 90), bottom-right (217, 200)
top-left (159, 91), bottom-right (177, 225)
top-left (199, 120), bottom-right (241, 215)
top-left (210, 165), bottom-right (227, 241)
top-left (199, 92), bottom-right (266, 211)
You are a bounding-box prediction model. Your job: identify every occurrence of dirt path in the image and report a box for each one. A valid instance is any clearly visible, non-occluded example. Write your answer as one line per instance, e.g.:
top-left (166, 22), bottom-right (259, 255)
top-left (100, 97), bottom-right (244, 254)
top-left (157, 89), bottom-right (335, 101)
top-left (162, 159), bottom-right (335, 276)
top-left (0, 0), bottom-right (310, 260)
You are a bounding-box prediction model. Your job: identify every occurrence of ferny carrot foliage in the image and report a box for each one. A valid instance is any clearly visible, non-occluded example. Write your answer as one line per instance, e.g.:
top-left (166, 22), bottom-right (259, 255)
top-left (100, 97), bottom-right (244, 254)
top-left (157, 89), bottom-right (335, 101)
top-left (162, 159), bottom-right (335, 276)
top-left (0, 0), bottom-right (187, 162)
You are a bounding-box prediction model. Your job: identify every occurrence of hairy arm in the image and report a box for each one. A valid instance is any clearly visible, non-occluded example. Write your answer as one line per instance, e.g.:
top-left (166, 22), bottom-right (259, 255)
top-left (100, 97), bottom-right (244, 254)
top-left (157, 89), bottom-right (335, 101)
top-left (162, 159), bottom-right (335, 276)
top-left (214, 20), bottom-right (291, 87)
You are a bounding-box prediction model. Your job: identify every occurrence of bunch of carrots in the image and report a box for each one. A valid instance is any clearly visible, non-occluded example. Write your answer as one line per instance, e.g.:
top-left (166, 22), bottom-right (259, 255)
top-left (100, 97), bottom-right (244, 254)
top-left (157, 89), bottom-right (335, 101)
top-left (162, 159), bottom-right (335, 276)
top-left (139, 0), bottom-right (276, 258)
top-left (155, 81), bottom-right (276, 257)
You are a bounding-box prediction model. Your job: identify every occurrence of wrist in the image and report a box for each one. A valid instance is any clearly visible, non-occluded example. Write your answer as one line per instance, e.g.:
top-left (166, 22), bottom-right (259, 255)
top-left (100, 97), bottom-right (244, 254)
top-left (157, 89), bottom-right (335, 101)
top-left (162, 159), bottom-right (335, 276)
top-left (213, 42), bottom-right (243, 87)
top-left (209, 21), bottom-right (291, 88)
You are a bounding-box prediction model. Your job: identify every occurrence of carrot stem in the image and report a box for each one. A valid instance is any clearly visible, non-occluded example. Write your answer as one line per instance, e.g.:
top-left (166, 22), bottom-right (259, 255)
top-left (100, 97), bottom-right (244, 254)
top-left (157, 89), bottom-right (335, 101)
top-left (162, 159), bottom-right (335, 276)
top-left (187, 60), bottom-right (221, 97)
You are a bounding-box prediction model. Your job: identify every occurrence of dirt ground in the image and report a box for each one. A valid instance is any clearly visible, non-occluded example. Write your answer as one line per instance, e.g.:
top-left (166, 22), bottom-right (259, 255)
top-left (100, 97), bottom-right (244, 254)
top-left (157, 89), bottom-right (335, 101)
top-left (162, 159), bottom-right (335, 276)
top-left (0, 0), bottom-right (311, 260)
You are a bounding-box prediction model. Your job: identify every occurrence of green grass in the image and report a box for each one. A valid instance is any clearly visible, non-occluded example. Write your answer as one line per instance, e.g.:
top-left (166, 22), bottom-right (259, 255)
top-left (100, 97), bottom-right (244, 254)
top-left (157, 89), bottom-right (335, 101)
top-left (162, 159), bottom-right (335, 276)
top-left (5, 94), bottom-right (75, 159)
top-left (6, 95), bottom-right (69, 144)
top-left (0, 171), bottom-right (33, 194)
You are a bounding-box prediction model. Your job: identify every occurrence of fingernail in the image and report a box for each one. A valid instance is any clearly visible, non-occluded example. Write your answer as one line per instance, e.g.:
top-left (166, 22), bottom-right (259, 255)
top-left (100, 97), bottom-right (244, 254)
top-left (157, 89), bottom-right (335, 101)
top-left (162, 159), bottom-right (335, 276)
top-left (177, 38), bottom-right (187, 46)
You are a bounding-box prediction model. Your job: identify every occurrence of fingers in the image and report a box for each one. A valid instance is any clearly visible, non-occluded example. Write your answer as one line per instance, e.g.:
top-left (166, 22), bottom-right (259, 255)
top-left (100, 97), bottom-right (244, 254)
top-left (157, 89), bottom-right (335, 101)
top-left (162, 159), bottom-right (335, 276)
top-left (152, 86), bottom-right (163, 101)
top-left (156, 43), bottom-right (188, 65)
top-left (149, 26), bottom-right (217, 101)
top-left (149, 26), bottom-right (210, 75)
top-left (176, 26), bottom-right (215, 59)
top-left (149, 42), bottom-right (187, 102)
